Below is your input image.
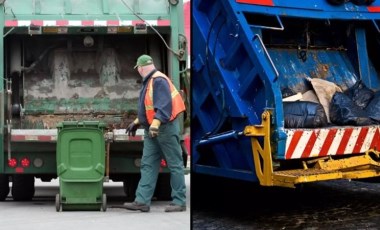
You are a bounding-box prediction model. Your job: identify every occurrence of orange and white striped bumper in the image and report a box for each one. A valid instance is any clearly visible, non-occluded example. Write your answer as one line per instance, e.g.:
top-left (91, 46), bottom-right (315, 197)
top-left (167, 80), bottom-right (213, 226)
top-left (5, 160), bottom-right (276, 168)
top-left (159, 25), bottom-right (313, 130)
top-left (285, 126), bottom-right (380, 159)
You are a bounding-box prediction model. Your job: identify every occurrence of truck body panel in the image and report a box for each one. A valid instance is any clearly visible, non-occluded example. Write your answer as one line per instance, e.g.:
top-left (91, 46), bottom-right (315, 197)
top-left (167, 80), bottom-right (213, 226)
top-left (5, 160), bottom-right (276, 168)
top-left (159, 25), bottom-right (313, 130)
top-left (192, 0), bottom-right (380, 185)
top-left (0, 0), bottom-right (188, 201)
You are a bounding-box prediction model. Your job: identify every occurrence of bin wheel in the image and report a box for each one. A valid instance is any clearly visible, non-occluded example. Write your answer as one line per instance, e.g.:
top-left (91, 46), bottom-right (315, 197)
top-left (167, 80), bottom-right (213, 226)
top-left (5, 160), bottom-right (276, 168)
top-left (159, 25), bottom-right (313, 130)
top-left (55, 194), bottom-right (61, 212)
top-left (101, 193), bottom-right (107, 212)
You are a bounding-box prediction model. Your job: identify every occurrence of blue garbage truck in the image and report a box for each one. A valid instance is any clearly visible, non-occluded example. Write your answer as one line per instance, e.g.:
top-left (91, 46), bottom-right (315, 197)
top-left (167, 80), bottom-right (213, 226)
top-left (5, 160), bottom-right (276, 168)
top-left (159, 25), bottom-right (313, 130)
top-left (192, 0), bottom-right (380, 188)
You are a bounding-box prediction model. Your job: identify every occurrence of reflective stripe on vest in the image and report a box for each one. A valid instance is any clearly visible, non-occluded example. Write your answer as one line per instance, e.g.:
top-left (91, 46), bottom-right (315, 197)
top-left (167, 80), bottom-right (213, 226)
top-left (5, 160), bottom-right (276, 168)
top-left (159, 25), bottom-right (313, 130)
top-left (144, 71), bottom-right (186, 124)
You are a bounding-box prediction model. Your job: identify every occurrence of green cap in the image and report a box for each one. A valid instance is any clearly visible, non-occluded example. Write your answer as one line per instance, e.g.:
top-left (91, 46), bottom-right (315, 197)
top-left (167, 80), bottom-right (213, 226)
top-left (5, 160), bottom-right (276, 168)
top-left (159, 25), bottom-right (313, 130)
top-left (134, 54), bottom-right (154, 69)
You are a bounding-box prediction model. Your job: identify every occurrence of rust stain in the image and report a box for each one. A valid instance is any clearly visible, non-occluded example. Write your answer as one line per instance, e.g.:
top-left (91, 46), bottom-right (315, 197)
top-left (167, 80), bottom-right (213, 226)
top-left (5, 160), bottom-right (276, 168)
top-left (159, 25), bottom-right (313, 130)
top-left (311, 63), bottom-right (329, 79)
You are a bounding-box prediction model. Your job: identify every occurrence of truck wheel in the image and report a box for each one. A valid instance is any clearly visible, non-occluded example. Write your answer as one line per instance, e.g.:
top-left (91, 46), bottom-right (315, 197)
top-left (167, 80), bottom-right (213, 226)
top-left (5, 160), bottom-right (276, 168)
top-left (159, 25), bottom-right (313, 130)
top-left (11, 174), bottom-right (35, 201)
top-left (154, 174), bottom-right (171, 201)
top-left (0, 174), bottom-right (10, 201)
top-left (123, 174), bottom-right (140, 201)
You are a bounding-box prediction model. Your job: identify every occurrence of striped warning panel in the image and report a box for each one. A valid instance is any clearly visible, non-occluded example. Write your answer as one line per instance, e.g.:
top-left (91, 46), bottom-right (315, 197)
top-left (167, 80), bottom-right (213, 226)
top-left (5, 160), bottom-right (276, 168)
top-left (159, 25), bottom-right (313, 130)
top-left (285, 126), bottom-right (380, 159)
top-left (5, 19), bottom-right (171, 27)
top-left (112, 129), bottom-right (144, 142)
top-left (11, 129), bottom-right (58, 142)
top-left (11, 129), bottom-right (144, 142)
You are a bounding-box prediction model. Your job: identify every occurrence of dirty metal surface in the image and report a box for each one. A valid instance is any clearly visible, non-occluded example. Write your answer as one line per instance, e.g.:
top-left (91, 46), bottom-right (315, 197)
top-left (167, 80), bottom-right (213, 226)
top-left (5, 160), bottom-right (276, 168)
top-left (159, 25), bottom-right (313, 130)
top-left (23, 46), bottom-right (141, 115)
top-left (269, 49), bottom-right (357, 95)
top-left (20, 113), bottom-right (136, 130)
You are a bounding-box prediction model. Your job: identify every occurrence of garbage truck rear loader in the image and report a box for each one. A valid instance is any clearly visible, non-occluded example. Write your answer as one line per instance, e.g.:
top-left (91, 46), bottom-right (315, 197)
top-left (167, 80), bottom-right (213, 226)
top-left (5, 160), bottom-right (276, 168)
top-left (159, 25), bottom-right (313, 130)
top-left (192, 0), bottom-right (380, 187)
top-left (0, 0), bottom-right (188, 201)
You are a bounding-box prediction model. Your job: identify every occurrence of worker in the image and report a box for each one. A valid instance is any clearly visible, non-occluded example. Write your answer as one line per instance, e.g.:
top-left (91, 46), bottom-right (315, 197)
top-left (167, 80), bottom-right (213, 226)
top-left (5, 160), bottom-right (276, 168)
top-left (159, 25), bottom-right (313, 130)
top-left (124, 54), bottom-right (187, 212)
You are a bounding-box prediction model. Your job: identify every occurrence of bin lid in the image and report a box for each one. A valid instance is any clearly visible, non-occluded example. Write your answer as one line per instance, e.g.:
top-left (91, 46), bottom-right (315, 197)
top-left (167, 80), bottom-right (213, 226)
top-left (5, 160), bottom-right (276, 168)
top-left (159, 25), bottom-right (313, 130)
top-left (57, 121), bottom-right (106, 131)
top-left (57, 125), bottom-right (105, 181)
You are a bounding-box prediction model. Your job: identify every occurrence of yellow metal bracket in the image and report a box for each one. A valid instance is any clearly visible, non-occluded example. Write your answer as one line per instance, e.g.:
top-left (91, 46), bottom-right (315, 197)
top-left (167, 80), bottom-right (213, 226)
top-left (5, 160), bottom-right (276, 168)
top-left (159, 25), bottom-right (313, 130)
top-left (315, 149), bottom-right (380, 172)
top-left (271, 149), bottom-right (380, 188)
top-left (243, 111), bottom-right (274, 186)
top-left (244, 111), bottom-right (380, 188)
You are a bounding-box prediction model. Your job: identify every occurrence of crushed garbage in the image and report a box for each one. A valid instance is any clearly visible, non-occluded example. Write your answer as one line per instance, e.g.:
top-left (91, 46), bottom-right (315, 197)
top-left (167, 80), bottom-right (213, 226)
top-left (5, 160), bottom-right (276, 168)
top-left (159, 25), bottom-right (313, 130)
top-left (282, 77), bottom-right (379, 128)
top-left (330, 92), bottom-right (375, 126)
top-left (345, 79), bottom-right (374, 109)
top-left (283, 101), bottom-right (327, 128)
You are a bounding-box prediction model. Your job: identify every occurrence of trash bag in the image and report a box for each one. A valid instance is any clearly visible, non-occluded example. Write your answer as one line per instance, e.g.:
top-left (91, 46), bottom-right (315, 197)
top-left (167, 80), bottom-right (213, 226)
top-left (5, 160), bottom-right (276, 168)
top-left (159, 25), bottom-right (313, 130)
top-left (281, 87), bottom-right (296, 98)
top-left (365, 92), bottom-right (380, 123)
top-left (330, 92), bottom-right (374, 126)
top-left (345, 80), bottom-right (374, 109)
top-left (308, 77), bottom-right (342, 123)
top-left (283, 101), bottom-right (327, 128)
top-left (300, 90), bottom-right (320, 104)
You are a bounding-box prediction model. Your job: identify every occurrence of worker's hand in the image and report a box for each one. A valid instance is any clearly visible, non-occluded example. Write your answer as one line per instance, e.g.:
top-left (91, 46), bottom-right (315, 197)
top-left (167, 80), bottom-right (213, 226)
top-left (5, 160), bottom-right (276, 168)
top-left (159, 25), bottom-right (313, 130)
top-left (149, 119), bottom-right (161, 138)
top-left (126, 119), bottom-right (140, 136)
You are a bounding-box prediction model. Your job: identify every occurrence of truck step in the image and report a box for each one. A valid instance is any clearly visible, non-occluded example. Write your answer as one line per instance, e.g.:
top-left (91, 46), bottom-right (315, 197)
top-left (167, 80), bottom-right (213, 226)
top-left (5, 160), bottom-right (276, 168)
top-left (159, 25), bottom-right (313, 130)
top-left (272, 169), bottom-right (343, 188)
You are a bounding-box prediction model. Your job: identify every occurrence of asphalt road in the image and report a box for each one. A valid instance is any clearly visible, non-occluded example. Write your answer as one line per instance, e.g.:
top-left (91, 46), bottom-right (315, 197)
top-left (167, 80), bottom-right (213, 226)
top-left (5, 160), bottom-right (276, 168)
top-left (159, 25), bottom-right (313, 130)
top-left (192, 174), bottom-right (380, 230)
top-left (0, 175), bottom-right (190, 230)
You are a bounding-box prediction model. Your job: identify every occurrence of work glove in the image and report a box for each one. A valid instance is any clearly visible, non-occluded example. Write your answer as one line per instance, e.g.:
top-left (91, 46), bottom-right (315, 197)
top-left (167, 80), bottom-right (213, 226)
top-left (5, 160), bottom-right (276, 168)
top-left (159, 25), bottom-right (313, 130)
top-left (126, 118), bottom-right (140, 136)
top-left (149, 119), bottom-right (161, 138)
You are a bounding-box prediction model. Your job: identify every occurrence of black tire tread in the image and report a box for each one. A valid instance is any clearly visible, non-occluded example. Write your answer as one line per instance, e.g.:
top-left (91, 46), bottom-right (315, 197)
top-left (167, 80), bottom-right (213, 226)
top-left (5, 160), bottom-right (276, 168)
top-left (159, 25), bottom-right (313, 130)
top-left (11, 174), bottom-right (35, 201)
top-left (0, 174), bottom-right (10, 201)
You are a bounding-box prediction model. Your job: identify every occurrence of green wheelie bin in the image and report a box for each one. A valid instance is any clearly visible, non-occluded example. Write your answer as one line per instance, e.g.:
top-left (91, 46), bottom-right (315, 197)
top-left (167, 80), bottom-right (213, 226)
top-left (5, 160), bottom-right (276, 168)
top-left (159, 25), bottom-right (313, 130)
top-left (55, 121), bottom-right (106, 211)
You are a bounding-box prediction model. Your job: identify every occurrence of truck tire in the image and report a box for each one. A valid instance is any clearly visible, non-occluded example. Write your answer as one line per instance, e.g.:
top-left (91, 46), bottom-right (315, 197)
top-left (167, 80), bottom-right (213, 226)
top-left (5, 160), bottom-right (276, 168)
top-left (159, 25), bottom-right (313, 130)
top-left (0, 174), bottom-right (10, 201)
top-left (154, 174), bottom-right (171, 201)
top-left (123, 174), bottom-right (140, 201)
top-left (11, 175), bottom-right (35, 201)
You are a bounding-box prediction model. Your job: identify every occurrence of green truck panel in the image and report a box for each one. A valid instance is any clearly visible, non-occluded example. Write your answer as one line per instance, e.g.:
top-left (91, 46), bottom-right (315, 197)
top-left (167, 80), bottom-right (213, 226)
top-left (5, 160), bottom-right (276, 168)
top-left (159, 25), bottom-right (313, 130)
top-left (0, 0), bottom-right (188, 202)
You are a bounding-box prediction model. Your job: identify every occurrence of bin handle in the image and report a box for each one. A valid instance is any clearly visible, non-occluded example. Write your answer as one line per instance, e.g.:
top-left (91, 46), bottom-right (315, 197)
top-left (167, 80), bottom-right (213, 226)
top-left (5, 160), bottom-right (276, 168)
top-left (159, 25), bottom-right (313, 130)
top-left (253, 34), bottom-right (279, 78)
top-left (95, 163), bottom-right (105, 175)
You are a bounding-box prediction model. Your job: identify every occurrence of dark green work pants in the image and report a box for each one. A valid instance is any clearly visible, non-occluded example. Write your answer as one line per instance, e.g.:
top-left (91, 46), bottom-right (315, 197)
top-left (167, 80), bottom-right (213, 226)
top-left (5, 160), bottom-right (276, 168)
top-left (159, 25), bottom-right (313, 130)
top-left (135, 119), bottom-right (186, 206)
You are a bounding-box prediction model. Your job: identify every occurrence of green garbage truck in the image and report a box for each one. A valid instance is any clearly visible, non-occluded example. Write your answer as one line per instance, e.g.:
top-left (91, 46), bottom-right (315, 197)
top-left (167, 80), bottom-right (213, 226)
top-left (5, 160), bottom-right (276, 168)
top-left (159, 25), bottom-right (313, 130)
top-left (0, 0), bottom-right (189, 201)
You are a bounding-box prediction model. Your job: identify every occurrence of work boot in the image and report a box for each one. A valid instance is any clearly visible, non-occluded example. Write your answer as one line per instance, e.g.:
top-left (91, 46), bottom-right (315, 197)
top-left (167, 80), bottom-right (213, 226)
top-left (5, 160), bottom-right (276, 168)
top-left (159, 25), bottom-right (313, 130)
top-left (123, 201), bottom-right (150, 212)
top-left (164, 203), bottom-right (186, 212)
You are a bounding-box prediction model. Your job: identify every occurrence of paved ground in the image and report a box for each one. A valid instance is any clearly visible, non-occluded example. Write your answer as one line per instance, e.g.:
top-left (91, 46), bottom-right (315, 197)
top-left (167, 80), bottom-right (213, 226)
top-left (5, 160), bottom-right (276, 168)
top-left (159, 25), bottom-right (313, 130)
top-left (192, 174), bottom-right (380, 230)
top-left (0, 175), bottom-right (190, 230)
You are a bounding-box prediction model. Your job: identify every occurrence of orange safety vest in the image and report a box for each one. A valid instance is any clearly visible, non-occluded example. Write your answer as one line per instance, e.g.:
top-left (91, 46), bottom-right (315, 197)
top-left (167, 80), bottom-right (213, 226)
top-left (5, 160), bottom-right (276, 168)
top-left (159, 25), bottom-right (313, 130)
top-left (144, 71), bottom-right (186, 125)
